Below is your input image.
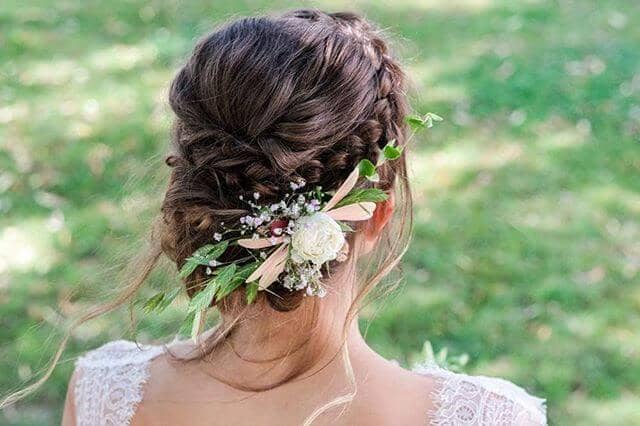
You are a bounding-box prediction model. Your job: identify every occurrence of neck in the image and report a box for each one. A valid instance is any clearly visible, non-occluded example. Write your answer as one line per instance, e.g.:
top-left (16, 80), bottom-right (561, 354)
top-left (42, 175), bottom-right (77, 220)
top-left (200, 272), bottom-right (372, 389)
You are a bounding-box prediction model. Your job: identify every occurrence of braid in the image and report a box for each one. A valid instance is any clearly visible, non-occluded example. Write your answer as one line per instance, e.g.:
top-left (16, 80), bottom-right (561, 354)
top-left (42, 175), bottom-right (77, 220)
top-left (316, 10), bottom-right (408, 187)
top-left (161, 10), bottom-right (409, 308)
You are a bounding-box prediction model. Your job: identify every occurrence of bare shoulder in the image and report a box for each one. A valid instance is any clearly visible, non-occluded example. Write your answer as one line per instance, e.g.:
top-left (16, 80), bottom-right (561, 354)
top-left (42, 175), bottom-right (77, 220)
top-left (130, 340), bottom-right (232, 425)
top-left (135, 344), bottom-right (441, 426)
top-left (343, 356), bottom-right (441, 425)
top-left (413, 364), bottom-right (547, 426)
top-left (61, 369), bottom-right (78, 426)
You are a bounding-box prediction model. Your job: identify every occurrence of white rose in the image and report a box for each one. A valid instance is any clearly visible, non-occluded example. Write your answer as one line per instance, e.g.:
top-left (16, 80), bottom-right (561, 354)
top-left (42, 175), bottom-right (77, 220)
top-left (290, 212), bottom-right (345, 265)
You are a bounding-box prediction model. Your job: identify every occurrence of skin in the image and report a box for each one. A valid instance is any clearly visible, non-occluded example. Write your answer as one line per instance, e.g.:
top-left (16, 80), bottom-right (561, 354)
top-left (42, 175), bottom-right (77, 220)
top-left (62, 197), bottom-right (439, 425)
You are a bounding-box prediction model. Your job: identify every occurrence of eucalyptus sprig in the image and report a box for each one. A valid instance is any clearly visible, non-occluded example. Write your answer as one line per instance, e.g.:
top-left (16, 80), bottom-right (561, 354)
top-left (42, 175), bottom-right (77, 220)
top-left (405, 112), bottom-right (444, 131)
top-left (358, 139), bottom-right (403, 182)
top-left (358, 111), bottom-right (443, 183)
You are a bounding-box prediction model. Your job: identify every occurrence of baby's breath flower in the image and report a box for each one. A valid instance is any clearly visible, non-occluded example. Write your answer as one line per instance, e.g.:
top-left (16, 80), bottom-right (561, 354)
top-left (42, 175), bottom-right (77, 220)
top-left (312, 285), bottom-right (327, 298)
top-left (283, 275), bottom-right (295, 289)
top-left (285, 221), bottom-right (296, 235)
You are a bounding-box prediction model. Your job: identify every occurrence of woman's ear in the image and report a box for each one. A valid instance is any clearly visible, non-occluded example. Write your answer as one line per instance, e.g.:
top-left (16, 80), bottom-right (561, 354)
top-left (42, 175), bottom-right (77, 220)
top-left (360, 192), bottom-right (395, 255)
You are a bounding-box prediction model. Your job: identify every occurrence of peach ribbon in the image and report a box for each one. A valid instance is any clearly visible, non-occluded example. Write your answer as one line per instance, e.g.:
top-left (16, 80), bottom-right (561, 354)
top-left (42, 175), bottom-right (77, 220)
top-left (237, 167), bottom-right (376, 290)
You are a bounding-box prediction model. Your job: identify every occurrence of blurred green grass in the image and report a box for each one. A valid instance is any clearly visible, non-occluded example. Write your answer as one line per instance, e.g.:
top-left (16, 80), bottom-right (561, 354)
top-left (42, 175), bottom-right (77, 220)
top-left (1, 0), bottom-right (639, 424)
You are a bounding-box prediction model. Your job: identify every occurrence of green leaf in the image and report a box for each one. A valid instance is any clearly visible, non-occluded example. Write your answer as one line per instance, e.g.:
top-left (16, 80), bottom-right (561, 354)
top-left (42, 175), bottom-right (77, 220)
top-left (188, 264), bottom-right (237, 312)
top-left (178, 241), bottom-right (229, 279)
top-left (437, 347), bottom-right (448, 365)
top-left (178, 311), bottom-right (196, 336)
top-left (415, 340), bottom-right (469, 373)
top-left (199, 240), bottom-right (230, 258)
top-left (216, 263), bottom-right (238, 284)
top-left (246, 282), bottom-right (259, 304)
top-left (405, 114), bottom-right (427, 130)
top-left (335, 188), bottom-right (388, 208)
top-left (187, 280), bottom-right (218, 313)
top-left (191, 310), bottom-right (204, 339)
top-left (215, 279), bottom-right (244, 301)
top-left (358, 159), bottom-right (376, 178)
top-left (421, 341), bottom-right (436, 364)
top-left (157, 287), bottom-right (181, 312)
top-left (141, 292), bottom-right (165, 314)
top-left (236, 262), bottom-right (259, 279)
top-left (178, 261), bottom-right (200, 280)
top-left (426, 112), bottom-right (444, 123)
top-left (383, 143), bottom-right (402, 161)
top-left (423, 112), bottom-right (442, 129)
top-left (405, 112), bottom-right (444, 131)
top-left (216, 263), bottom-right (255, 301)
top-left (215, 278), bottom-right (245, 301)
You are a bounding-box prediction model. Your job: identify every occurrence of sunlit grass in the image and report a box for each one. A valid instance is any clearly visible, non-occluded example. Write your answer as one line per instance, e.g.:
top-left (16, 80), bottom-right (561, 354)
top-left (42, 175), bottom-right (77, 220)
top-left (1, 0), bottom-right (639, 424)
top-left (0, 219), bottom-right (59, 276)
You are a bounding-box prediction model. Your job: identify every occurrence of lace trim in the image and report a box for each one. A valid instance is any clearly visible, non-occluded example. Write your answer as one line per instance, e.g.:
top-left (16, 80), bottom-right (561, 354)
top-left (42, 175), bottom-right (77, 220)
top-left (73, 340), bottom-right (547, 426)
top-left (414, 364), bottom-right (547, 425)
top-left (74, 340), bottom-right (164, 426)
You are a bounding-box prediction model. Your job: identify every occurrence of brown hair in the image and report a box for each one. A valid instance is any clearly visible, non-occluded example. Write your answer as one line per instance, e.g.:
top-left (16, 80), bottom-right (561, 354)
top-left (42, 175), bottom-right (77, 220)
top-left (1, 8), bottom-right (412, 408)
top-left (162, 9), bottom-right (409, 310)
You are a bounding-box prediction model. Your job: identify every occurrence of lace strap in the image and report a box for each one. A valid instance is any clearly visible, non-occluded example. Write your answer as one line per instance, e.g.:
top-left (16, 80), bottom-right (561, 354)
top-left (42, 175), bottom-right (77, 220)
top-left (415, 364), bottom-right (547, 425)
top-left (74, 340), bottom-right (164, 426)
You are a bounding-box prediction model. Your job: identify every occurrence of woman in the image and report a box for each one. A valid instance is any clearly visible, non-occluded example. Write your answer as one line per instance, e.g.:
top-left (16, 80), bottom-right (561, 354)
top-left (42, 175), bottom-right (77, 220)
top-left (12, 9), bottom-right (547, 425)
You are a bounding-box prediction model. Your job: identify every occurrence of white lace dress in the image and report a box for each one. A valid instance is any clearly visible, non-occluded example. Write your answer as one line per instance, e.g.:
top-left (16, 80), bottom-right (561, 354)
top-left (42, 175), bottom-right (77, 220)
top-left (73, 340), bottom-right (547, 426)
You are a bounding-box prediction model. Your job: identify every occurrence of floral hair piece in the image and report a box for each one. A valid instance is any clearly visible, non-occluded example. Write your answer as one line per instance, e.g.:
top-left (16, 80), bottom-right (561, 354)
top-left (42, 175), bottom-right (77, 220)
top-left (140, 113), bottom-right (442, 338)
top-left (237, 165), bottom-right (373, 295)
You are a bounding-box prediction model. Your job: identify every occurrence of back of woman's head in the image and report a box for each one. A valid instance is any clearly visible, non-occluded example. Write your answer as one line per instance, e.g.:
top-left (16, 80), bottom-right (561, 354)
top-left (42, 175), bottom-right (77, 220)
top-left (162, 9), bottom-right (410, 311)
top-left (1, 9), bottom-right (413, 408)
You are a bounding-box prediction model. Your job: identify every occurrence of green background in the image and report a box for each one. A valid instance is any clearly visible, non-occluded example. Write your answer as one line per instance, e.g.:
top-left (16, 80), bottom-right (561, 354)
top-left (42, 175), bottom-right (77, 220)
top-left (1, 0), bottom-right (639, 424)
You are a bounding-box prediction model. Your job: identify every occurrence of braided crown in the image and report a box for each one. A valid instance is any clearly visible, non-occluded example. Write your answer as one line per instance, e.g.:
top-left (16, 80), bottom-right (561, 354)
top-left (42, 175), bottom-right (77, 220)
top-left (160, 10), bottom-right (408, 309)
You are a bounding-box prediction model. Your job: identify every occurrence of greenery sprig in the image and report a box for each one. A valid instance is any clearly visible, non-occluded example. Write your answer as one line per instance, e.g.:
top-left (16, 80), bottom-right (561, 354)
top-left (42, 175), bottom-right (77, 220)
top-left (405, 112), bottom-right (444, 131)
